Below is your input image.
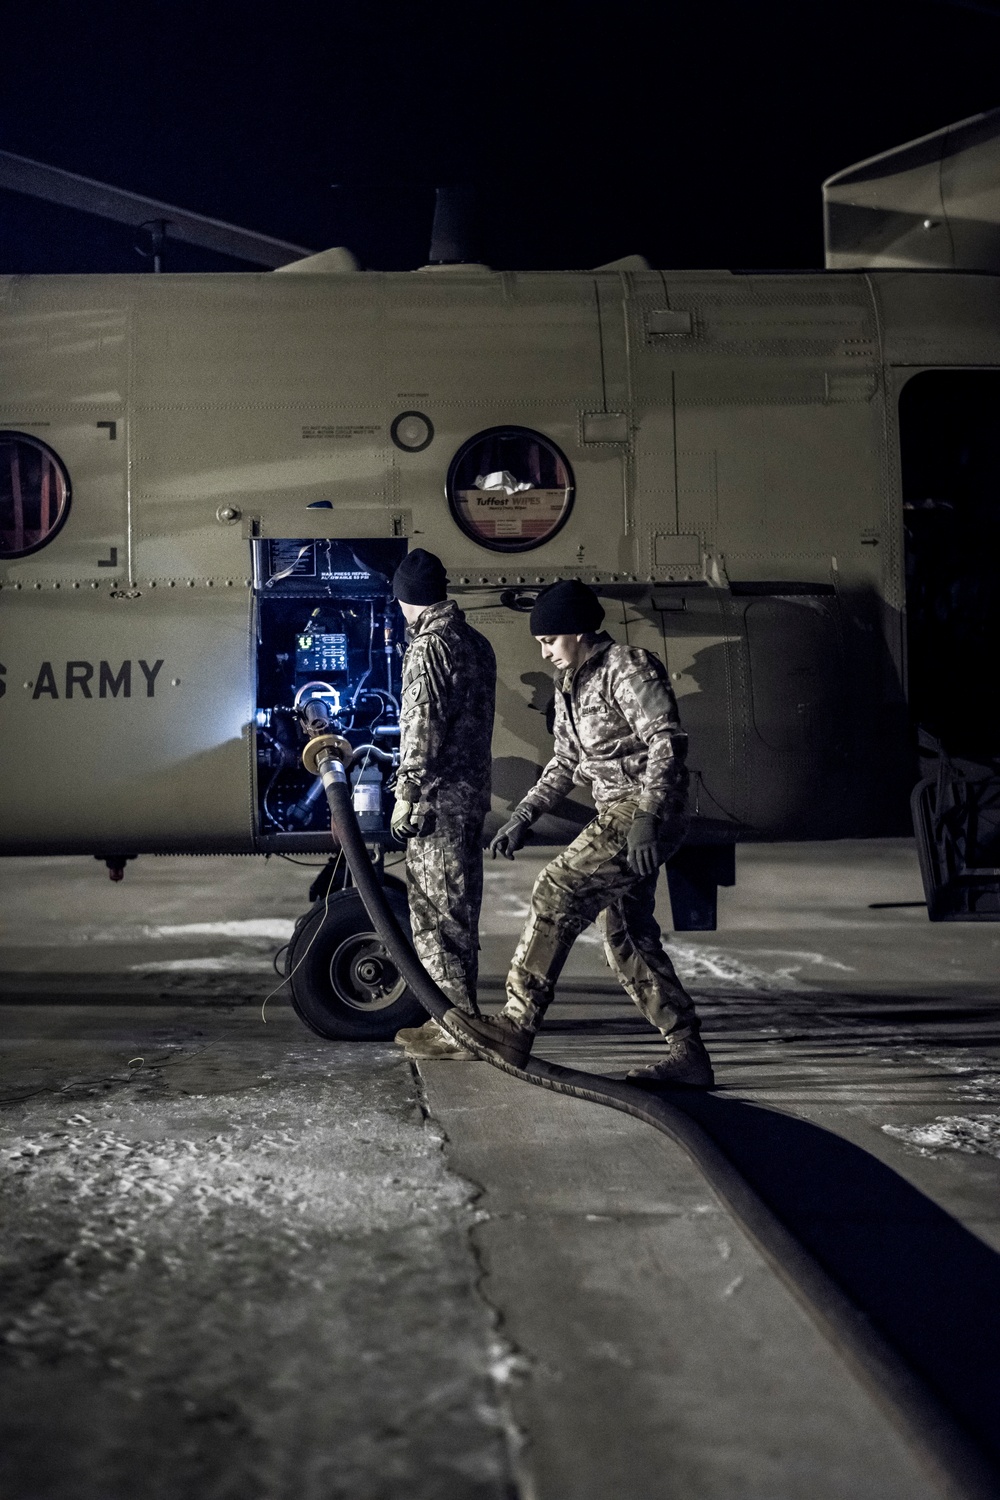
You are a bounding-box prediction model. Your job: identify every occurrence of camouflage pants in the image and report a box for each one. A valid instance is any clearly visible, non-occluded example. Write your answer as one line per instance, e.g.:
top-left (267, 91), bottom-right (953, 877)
top-left (405, 814), bottom-right (485, 1015)
top-left (500, 799), bottom-right (697, 1037)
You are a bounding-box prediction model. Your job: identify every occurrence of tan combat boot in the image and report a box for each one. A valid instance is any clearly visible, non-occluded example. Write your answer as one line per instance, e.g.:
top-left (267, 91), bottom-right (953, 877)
top-left (394, 1018), bottom-right (476, 1060)
top-left (626, 1031), bottom-right (715, 1090)
top-left (441, 1010), bottom-right (535, 1068)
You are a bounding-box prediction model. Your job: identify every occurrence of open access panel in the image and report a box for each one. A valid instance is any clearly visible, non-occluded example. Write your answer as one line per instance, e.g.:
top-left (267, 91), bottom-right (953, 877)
top-left (252, 537), bottom-right (408, 852)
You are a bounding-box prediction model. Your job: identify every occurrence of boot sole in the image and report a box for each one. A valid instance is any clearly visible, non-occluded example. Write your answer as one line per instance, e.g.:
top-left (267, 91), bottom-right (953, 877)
top-left (403, 1050), bottom-right (477, 1061)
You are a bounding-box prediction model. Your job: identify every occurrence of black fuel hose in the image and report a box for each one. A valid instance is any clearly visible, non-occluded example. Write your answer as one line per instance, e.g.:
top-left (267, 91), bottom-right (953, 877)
top-left (318, 753), bottom-right (1000, 1500)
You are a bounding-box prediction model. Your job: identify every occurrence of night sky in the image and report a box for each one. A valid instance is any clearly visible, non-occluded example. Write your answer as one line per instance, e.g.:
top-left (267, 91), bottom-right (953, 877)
top-left (0, 0), bottom-right (997, 275)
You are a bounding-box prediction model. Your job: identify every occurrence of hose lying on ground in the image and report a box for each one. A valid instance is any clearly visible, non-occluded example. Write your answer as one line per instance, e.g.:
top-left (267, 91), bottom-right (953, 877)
top-left (314, 743), bottom-right (999, 1500)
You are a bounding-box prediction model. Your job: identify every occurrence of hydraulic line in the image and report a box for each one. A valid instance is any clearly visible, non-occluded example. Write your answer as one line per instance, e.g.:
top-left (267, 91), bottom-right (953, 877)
top-left (310, 739), bottom-right (1000, 1500)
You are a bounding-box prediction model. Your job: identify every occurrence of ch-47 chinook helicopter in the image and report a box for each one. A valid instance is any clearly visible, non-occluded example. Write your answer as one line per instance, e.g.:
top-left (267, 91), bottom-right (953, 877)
top-left (2, 108), bottom-right (999, 1039)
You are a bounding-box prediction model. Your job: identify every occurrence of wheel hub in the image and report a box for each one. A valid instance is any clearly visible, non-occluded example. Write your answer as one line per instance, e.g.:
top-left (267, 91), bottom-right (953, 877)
top-left (329, 932), bottom-right (406, 1012)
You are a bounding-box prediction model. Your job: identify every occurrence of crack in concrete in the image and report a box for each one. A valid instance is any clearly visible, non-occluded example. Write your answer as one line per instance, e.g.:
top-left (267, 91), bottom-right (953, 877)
top-left (410, 1058), bottom-right (533, 1500)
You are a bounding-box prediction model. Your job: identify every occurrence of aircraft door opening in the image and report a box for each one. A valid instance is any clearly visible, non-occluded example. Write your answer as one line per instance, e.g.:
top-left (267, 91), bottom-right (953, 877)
top-left (898, 370), bottom-right (1000, 919)
top-left (899, 371), bottom-right (1000, 757)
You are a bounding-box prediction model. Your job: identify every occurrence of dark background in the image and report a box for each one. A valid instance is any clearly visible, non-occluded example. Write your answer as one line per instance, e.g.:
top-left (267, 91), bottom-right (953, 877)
top-left (0, 0), bottom-right (997, 275)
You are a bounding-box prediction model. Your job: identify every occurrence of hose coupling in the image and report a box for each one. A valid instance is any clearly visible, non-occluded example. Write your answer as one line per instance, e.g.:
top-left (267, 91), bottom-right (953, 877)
top-left (301, 732), bottom-right (352, 778)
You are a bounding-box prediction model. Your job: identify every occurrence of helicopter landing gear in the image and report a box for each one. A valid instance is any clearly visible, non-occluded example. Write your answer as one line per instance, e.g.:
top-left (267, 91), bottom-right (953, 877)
top-left (285, 877), bottom-right (425, 1041)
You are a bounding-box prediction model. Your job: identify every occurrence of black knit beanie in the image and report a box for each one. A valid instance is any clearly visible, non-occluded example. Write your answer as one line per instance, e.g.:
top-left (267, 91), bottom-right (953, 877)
top-left (529, 579), bottom-right (605, 636)
top-left (392, 548), bottom-right (448, 605)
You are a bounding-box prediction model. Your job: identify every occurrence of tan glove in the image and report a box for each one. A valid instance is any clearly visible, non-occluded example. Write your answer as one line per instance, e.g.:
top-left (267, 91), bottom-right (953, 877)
top-left (391, 797), bottom-right (420, 841)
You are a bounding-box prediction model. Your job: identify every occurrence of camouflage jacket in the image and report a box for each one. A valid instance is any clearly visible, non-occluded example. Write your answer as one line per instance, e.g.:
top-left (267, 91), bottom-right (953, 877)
top-left (514, 633), bottom-right (688, 824)
top-left (395, 599), bottom-right (496, 820)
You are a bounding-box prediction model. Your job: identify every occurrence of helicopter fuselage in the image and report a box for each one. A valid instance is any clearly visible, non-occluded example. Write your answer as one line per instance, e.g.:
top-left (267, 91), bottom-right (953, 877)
top-left (1, 265), bottom-right (997, 890)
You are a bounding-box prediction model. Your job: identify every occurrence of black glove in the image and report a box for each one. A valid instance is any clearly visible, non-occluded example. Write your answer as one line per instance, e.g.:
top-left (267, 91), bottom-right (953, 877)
top-left (490, 815), bottom-right (530, 860)
top-left (626, 813), bottom-right (662, 877)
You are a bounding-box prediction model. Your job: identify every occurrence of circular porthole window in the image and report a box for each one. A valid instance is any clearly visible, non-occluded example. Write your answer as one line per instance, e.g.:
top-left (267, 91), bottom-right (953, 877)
top-left (446, 426), bottom-right (574, 552)
top-left (0, 433), bottom-right (71, 559)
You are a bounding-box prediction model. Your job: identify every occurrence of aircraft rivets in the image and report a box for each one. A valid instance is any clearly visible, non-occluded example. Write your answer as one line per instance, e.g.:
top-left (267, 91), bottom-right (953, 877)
top-left (206, 579), bottom-right (214, 587)
top-left (52, 582), bottom-right (60, 589)
top-left (186, 579), bottom-right (195, 587)
top-left (171, 678), bottom-right (180, 687)
top-left (167, 580), bottom-right (176, 588)
top-left (33, 582), bottom-right (41, 590)
top-left (23, 681), bottom-right (32, 690)
top-left (90, 581), bottom-right (99, 589)
top-left (225, 579), bottom-right (234, 587)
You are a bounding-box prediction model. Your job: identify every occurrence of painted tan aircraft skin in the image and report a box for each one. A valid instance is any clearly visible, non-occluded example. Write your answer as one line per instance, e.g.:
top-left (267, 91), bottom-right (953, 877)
top-left (0, 263), bottom-right (996, 856)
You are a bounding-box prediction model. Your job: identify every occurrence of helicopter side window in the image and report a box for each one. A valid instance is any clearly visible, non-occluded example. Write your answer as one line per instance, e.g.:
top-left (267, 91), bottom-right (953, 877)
top-left (446, 425), bottom-right (574, 552)
top-left (0, 433), bottom-right (71, 559)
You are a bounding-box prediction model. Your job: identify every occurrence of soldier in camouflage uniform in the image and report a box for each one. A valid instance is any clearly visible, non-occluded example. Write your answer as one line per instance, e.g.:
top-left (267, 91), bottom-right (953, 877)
top-left (445, 579), bottom-right (713, 1089)
top-left (389, 549), bottom-right (496, 1060)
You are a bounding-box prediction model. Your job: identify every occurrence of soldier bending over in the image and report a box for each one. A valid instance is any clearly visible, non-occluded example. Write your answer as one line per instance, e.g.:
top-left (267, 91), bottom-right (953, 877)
top-left (390, 549), bottom-right (496, 1061)
top-left (446, 579), bottom-right (713, 1089)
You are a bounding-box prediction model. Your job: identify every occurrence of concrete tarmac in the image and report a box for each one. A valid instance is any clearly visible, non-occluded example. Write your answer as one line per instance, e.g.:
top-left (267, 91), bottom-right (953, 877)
top-left (1, 841), bottom-right (999, 1499)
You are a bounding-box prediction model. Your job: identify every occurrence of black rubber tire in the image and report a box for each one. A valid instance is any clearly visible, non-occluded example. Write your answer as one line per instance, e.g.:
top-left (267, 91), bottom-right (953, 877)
top-left (287, 884), bottom-right (426, 1041)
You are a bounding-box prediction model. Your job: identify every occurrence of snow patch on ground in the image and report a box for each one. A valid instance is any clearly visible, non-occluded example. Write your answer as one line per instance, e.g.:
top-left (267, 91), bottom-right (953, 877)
top-left (882, 1114), bottom-right (1000, 1158)
top-left (750, 948), bottom-right (854, 972)
top-left (0, 1041), bottom-right (513, 1495)
top-left (130, 955), bottom-right (276, 973)
top-left (146, 920), bottom-right (296, 941)
top-left (1, 1097), bottom-right (466, 1234)
top-left (5, 919), bottom-right (297, 949)
top-left (670, 943), bottom-right (816, 992)
top-left (0, 1083), bottom-right (472, 1361)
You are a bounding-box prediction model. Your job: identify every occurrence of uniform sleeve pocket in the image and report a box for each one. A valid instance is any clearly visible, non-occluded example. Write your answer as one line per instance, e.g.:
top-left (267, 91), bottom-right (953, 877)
top-left (626, 669), bottom-right (676, 724)
top-left (404, 677), bottom-right (431, 707)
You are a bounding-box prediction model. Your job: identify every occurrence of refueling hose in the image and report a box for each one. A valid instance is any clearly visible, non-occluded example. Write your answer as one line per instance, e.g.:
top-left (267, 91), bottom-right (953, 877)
top-left (311, 739), bottom-right (999, 1500)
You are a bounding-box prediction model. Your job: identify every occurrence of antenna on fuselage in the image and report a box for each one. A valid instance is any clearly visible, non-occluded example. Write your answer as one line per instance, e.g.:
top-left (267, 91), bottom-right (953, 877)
top-left (428, 186), bottom-right (477, 264)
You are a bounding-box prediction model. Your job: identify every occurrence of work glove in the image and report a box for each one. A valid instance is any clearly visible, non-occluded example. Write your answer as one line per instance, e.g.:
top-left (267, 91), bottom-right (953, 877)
top-left (626, 813), bottom-right (662, 878)
top-left (490, 815), bottom-right (530, 860)
top-left (391, 798), bottom-right (420, 841)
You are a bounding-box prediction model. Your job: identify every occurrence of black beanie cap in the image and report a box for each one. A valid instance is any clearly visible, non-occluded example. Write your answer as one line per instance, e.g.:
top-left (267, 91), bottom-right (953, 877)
top-left (392, 548), bottom-right (448, 605)
top-left (529, 579), bottom-right (605, 636)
